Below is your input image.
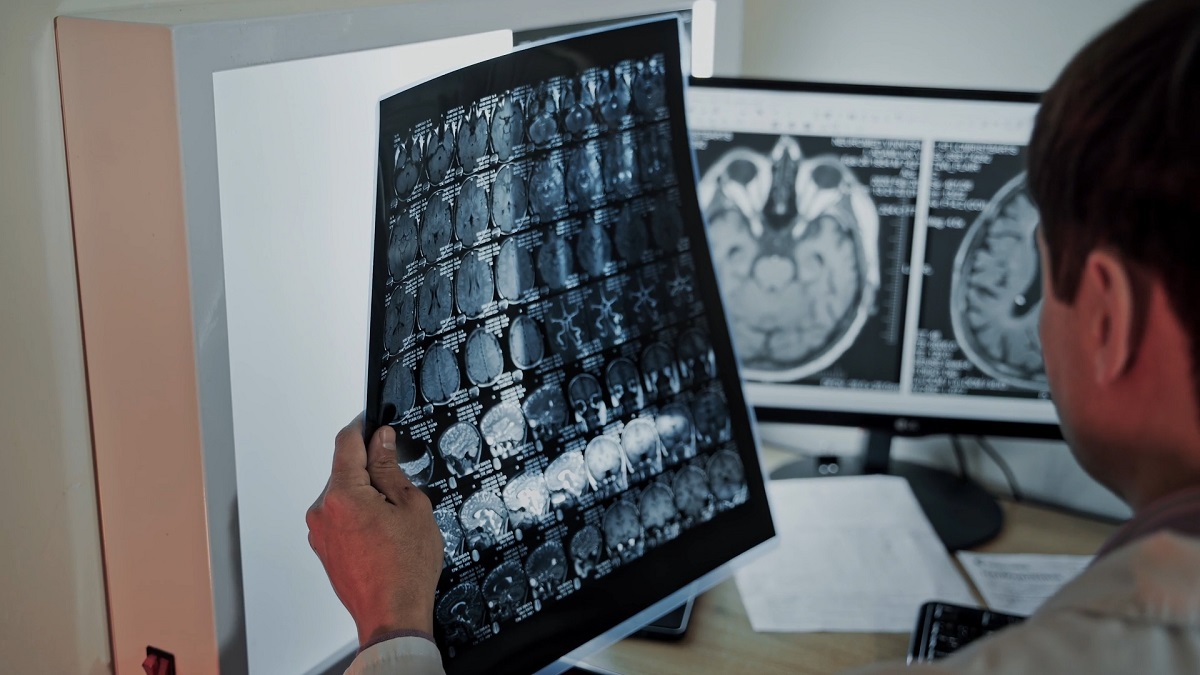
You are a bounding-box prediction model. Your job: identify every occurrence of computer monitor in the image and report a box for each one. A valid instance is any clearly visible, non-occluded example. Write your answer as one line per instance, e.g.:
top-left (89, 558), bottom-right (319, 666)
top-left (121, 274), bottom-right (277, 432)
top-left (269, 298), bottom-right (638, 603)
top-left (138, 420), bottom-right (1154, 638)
top-left (685, 77), bottom-right (1054, 547)
top-left (364, 20), bottom-right (774, 674)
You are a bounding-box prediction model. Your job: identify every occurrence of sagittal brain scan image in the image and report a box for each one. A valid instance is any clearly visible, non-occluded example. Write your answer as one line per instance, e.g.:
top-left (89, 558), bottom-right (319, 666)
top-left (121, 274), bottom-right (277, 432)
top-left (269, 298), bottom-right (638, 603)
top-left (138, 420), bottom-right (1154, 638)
top-left (367, 23), bottom-right (772, 674)
top-left (693, 133), bottom-right (918, 389)
top-left (914, 144), bottom-right (1049, 397)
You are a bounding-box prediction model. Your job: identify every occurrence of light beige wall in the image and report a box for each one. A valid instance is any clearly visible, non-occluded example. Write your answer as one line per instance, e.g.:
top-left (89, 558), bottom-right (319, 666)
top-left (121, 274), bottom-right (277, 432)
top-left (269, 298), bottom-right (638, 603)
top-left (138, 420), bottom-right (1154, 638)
top-left (741, 0), bottom-right (1140, 90)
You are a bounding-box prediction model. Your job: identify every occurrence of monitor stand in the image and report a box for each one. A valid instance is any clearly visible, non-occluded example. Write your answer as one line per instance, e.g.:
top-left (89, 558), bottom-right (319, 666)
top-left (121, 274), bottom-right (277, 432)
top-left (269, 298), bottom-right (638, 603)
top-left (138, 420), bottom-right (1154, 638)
top-left (770, 431), bottom-right (1003, 551)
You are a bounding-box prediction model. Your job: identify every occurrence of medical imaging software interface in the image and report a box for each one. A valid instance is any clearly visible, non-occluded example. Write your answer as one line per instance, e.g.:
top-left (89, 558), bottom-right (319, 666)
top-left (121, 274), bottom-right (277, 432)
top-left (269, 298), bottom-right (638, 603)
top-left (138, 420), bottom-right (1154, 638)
top-left (364, 22), bottom-right (772, 675)
top-left (688, 82), bottom-right (1053, 426)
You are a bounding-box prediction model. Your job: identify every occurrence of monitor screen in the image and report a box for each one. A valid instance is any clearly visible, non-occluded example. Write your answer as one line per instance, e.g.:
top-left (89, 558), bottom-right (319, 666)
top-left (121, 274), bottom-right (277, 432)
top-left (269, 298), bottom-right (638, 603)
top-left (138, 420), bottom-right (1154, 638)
top-left (686, 78), bottom-right (1056, 438)
top-left (364, 21), bottom-right (774, 675)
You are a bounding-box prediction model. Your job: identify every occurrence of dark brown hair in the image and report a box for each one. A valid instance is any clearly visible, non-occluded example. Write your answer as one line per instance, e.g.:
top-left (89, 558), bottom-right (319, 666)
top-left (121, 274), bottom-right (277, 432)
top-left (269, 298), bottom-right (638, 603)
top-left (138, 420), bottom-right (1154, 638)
top-left (1027, 0), bottom-right (1200, 404)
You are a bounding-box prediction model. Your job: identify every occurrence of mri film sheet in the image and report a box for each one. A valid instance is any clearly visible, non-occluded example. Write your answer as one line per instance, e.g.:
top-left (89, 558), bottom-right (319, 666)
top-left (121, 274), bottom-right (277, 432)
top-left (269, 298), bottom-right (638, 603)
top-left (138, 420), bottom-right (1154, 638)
top-left (692, 132), bottom-right (917, 389)
top-left (364, 20), bottom-right (772, 675)
top-left (913, 142), bottom-right (1049, 398)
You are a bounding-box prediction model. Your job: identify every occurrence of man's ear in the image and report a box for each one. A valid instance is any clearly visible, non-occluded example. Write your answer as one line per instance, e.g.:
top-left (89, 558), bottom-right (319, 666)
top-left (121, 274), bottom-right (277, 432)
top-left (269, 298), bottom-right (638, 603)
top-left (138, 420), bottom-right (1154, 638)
top-left (1079, 249), bottom-right (1136, 383)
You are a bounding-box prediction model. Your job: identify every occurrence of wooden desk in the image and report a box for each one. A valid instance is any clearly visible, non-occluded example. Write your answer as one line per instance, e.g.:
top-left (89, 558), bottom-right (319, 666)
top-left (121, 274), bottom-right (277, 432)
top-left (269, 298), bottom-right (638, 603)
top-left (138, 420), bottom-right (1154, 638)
top-left (581, 499), bottom-right (1117, 674)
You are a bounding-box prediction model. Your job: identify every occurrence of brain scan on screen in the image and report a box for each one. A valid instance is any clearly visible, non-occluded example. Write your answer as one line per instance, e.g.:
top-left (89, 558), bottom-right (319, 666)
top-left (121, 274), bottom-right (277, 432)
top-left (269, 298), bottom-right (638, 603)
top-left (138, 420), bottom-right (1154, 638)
top-left (950, 174), bottom-right (1047, 390)
top-left (506, 314), bottom-right (545, 370)
top-left (569, 524), bottom-right (603, 579)
top-left (384, 289), bottom-right (416, 356)
top-left (503, 470), bottom-right (551, 529)
top-left (612, 203), bottom-right (648, 263)
top-left (620, 418), bottom-right (663, 474)
top-left (496, 237), bottom-right (536, 301)
top-left (597, 66), bottom-right (632, 128)
top-left (381, 364), bottom-right (415, 423)
top-left (561, 77), bottom-right (596, 139)
top-left (672, 465), bottom-right (715, 522)
top-left (537, 230), bottom-right (575, 291)
top-left (603, 132), bottom-right (640, 199)
top-left (422, 189), bottom-right (455, 261)
top-left (436, 508), bottom-right (466, 560)
top-left (698, 135), bottom-right (881, 382)
top-left (585, 435), bottom-right (628, 491)
top-left (567, 373), bottom-right (608, 433)
top-left (655, 402), bottom-right (697, 464)
top-left (454, 249), bottom-right (494, 318)
top-left (522, 383), bottom-right (569, 439)
top-left (437, 583), bottom-right (485, 643)
top-left (527, 84), bottom-right (559, 148)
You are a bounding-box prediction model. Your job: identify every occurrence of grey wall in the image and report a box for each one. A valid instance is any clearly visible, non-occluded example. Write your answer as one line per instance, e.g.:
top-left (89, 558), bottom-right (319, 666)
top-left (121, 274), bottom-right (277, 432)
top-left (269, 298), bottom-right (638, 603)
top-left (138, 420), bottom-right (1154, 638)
top-left (742, 0), bottom-right (1143, 520)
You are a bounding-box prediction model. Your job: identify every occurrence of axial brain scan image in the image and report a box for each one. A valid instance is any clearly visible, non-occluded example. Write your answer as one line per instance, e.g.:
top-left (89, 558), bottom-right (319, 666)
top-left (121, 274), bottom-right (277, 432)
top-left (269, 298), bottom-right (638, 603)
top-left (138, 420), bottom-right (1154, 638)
top-left (951, 174), bottom-right (1047, 390)
top-left (698, 135), bottom-right (881, 382)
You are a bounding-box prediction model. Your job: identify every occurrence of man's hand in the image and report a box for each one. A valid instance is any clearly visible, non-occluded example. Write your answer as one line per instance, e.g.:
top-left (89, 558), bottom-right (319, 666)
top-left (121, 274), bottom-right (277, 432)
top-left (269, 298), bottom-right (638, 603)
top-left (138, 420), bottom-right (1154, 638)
top-left (307, 417), bottom-right (444, 645)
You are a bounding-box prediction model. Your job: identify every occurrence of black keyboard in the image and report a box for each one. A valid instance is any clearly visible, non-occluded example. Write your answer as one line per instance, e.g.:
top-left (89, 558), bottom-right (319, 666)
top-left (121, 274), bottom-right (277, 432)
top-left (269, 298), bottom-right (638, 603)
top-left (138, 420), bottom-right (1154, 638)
top-left (907, 601), bottom-right (1025, 663)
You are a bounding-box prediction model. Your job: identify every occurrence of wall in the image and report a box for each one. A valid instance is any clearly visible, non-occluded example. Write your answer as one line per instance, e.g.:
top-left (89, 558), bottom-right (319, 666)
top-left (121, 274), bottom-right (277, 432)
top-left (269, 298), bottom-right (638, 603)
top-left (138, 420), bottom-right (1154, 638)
top-left (741, 0), bottom-right (1143, 520)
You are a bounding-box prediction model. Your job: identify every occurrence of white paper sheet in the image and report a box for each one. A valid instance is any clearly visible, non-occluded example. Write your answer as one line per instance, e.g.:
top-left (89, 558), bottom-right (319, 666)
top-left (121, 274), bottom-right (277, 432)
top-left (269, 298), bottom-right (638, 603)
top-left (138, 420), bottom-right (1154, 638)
top-left (734, 476), bottom-right (975, 633)
top-left (955, 552), bottom-right (1092, 616)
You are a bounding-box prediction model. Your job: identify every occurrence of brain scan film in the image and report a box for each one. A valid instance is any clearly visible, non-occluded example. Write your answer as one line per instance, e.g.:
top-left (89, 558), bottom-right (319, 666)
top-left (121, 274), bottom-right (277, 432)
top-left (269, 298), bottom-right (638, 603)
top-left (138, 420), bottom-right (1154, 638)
top-left (439, 421), bottom-right (484, 477)
top-left (482, 561), bottom-right (528, 621)
top-left (585, 435), bottom-right (628, 490)
top-left (503, 470), bottom-right (551, 528)
top-left (455, 249), bottom-right (494, 318)
top-left (422, 189), bottom-right (455, 261)
top-left (381, 365), bottom-right (415, 422)
top-left (490, 93), bottom-right (525, 162)
top-left (417, 267), bottom-right (453, 335)
top-left (602, 500), bottom-right (644, 561)
top-left (522, 383), bottom-right (568, 438)
top-left (527, 85), bottom-right (559, 148)
top-left (398, 443), bottom-right (436, 487)
top-left (639, 482), bottom-right (677, 534)
top-left (507, 314), bottom-right (545, 370)
top-left (479, 401), bottom-right (526, 457)
top-left (367, 32), bottom-right (772, 674)
top-left (388, 210), bottom-right (420, 280)
top-left (697, 135), bottom-right (881, 382)
top-left (537, 230), bottom-right (575, 291)
top-left (576, 214), bottom-right (614, 278)
top-left (426, 119), bottom-right (456, 185)
top-left (672, 465), bottom-right (715, 522)
top-left (529, 158), bottom-right (566, 223)
top-left (612, 203), bottom-right (648, 263)
top-left (460, 489), bottom-right (507, 551)
top-left (951, 174), bottom-right (1046, 390)
top-left (561, 77), bottom-right (596, 139)
top-left (544, 451), bottom-right (588, 505)
top-left (567, 373), bottom-right (608, 433)
top-left (570, 524), bottom-right (603, 579)
top-left (526, 540), bottom-right (569, 590)
top-left (384, 290), bottom-right (416, 355)
top-left (456, 104), bottom-right (490, 174)
top-left (436, 508), bottom-right (466, 560)
top-left (393, 133), bottom-right (423, 200)
top-left (420, 343), bottom-right (461, 405)
top-left (464, 328), bottom-right (505, 387)
top-left (454, 177), bottom-right (490, 247)
top-left (491, 163), bottom-right (528, 234)
top-left (496, 237), bottom-right (536, 301)
top-left (655, 402), bottom-right (697, 464)
top-left (437, 583), bottom-right (485, 642)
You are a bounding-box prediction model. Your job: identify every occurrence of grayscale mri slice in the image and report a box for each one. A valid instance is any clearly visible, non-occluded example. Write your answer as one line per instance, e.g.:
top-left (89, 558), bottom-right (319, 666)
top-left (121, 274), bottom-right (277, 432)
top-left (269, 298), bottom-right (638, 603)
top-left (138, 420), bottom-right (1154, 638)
top-left (950, 173), bottom-right (1047, 390)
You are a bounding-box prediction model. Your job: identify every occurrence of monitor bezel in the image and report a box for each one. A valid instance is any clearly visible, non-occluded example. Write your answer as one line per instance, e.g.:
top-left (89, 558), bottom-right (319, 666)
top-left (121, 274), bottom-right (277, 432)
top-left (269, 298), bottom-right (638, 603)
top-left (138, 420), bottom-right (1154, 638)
top-left (686, 76), bottom-right (1060, 441)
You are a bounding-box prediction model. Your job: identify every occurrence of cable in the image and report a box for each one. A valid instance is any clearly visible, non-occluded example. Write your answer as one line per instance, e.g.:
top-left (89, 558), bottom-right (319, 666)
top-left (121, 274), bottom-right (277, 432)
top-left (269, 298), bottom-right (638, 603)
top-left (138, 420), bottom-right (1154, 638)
top-left (949, 434), bottom-right (968, 480)
top-left (975, 436), bottom-right (1024, 501)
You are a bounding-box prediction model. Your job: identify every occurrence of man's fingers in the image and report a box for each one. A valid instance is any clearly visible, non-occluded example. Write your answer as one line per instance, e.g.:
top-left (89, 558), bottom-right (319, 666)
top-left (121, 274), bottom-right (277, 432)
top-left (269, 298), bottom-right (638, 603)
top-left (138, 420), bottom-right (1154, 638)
top-left (366, 424), bottom-right (417, 504)
top-left (331, 415), bottom-right (370, 486)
